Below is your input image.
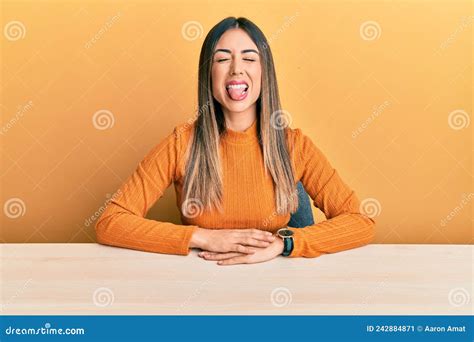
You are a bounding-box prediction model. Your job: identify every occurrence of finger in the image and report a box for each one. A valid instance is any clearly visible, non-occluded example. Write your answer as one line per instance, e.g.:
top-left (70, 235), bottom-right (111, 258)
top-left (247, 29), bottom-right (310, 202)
top-left (199, 251), bottom-right (229, 257)
top-left (217, 256), bottom-right (248, 266)
top-left (239, 237), bottom-right (272, 248)
top-left (238, 229), bottom-right (275, 243)
top-left (199, 251), bottom-right (228, 257)
top-left (250, 229), bottom-right (276, 242)
top-left (203, 252), bottom-right (243, 260)
top-left (198, 247), bottom-right (257, 258)
top-left (233, 244), bottom-right (255, 254)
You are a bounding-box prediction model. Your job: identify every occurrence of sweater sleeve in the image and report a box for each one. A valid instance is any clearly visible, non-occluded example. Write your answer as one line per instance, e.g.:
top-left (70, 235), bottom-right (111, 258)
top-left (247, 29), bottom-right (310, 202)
top-left (288, 129), bottom-right (376, 258)
top-left (94, 127), bottom-right (198, 256)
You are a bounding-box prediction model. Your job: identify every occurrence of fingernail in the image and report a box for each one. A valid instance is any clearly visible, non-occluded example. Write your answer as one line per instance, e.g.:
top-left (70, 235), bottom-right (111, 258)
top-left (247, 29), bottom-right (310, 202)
top-left (266, 232), bottom-right (272, 235)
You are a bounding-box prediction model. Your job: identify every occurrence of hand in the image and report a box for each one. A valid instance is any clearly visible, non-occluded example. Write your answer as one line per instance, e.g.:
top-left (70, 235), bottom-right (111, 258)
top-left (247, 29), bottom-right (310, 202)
top-left (190, 228), bottom-right (276, 254)
top-left (198, 237), bottom-right (284, 265)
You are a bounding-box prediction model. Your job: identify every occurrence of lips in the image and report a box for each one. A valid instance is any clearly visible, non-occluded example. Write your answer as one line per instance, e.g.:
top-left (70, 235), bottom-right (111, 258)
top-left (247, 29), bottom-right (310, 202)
top-left (225, 80), bottom-right (249, 87)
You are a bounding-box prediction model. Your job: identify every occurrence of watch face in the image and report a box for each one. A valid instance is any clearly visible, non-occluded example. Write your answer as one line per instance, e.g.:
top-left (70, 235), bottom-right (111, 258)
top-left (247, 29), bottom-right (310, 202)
top-left (278, 228), bottom-right (294, 237)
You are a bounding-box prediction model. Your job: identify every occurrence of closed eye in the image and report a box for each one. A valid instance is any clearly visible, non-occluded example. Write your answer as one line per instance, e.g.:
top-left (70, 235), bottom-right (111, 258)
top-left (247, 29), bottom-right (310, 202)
top-left (216, 58), bottom-right (256, 63)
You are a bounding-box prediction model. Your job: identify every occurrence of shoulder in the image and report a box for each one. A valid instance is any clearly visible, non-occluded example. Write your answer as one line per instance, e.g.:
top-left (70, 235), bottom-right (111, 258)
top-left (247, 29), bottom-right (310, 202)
top-left (173, 120), bottom-right (196, 143)
top-left (169, 119), bottom-right (196, 157)
top-left (285, 126), bottom-right (328, 165)
top-left (141, 120), bottom-right (195, 164)
top-left (285, 126), bottom-right (309, 152)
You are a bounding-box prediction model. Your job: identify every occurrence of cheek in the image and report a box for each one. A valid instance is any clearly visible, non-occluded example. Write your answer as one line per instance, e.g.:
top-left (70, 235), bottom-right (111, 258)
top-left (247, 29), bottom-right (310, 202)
top-left (211, 67), bottom-right (225, 94)
top-left (252, 70), bottom-right (262, 95)
top-left (211, 78), bottom-right (218, 95)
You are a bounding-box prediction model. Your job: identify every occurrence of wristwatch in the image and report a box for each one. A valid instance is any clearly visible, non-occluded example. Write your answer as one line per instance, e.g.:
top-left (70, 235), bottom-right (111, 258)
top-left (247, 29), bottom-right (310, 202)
top-left (276, 227), bottom-right (294, 257)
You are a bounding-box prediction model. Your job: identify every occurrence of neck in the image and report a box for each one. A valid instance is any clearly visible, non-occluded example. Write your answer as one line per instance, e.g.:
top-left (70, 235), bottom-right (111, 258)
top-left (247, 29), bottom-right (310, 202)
top-left (223, 104), bottom-right (257, 132)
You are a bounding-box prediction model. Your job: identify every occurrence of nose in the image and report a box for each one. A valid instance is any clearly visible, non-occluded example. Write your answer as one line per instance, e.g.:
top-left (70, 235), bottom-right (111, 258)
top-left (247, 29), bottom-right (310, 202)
top-left (230, 59), bottom-right (243, 76)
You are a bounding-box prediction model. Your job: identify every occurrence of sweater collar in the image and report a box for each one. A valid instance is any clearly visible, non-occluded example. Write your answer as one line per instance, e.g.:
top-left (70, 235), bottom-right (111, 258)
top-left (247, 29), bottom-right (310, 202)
top-left (222, 119), bottom-right (259, 144)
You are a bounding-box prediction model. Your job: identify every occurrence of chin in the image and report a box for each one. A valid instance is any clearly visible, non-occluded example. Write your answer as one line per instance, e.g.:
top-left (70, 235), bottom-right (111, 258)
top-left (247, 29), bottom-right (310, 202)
top-left (223, 98), bottom-right (257, 113)
top-left (224, 103), bottom-right (249, 113)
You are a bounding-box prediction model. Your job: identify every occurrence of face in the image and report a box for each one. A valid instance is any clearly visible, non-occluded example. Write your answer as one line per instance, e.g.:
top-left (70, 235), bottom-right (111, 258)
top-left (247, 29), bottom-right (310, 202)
top-left (211, 28), bottom-right (262, 116)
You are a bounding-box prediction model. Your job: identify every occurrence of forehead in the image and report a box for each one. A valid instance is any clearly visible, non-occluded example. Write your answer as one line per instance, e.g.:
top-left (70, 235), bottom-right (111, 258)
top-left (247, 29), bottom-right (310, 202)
top-left (214, 28), bottom-right (258, 52)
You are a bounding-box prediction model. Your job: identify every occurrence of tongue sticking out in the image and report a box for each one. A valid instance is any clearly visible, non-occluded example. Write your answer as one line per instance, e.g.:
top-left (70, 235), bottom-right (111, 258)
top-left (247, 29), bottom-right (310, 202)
top-left (227, 86), bottom-right (248, 101)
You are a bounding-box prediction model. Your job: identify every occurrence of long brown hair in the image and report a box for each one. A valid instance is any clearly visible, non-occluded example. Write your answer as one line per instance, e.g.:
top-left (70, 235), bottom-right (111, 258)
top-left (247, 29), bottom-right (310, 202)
top-left (183, 17), bottom-right (298, 215)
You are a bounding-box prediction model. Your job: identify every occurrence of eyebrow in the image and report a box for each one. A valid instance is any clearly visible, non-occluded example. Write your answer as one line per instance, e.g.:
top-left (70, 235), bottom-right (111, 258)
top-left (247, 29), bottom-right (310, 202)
top-left (213, 48), bottom-right (259, 55)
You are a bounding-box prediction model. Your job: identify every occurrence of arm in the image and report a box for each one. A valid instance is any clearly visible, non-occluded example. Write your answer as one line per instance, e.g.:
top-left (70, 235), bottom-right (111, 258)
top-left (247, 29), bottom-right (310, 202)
top-left (94, 127), bottom-right (198, 256)
top-left (288, 129), bottom-right (376, 258)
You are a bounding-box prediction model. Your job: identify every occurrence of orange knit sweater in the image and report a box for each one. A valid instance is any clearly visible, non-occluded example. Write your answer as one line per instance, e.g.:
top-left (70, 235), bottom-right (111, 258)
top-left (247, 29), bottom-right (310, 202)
top-left (95, 118), bottom-right (375, 258)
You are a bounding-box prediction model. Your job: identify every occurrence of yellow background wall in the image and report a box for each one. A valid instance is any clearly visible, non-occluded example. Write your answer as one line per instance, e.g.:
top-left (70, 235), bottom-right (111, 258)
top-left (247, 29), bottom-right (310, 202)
top-left (1, 1), bottom-right (472, 244)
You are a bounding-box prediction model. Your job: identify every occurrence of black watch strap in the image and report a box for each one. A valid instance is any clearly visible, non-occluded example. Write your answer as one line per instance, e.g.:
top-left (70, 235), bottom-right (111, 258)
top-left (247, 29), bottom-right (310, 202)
top-left (282, 237), bottom-right (294, 257)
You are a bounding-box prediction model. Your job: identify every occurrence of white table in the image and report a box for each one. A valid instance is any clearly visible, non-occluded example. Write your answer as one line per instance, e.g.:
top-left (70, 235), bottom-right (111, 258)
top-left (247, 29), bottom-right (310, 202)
top-left (0, 243), bottom-right (472, 315)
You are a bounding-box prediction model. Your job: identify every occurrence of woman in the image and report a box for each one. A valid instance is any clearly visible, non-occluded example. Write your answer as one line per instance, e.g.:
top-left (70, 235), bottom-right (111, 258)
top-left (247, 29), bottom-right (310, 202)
top-left (95, 17), bottom-right (375, 265)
